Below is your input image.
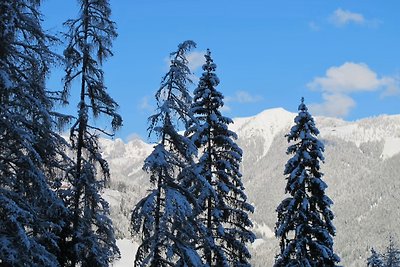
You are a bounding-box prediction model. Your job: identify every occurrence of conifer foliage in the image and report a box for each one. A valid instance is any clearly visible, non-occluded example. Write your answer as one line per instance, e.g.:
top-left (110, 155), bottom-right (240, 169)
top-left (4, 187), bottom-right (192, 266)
top-left (0, 1), bottom-right (69, 265)
top-left (275, 98), bottom-right (340, 266)
top-left (186, 49), bottom-right (255, 266)
top-left (131, 41), bottom-right (205, 267)
top-left (384, 236), bottom-right (400, 267)
top-left (62, 0), bottom-right (121, 265)
top-left (367, 248), bottom-right (384, 267)
top-left (367, 237), bottom-right (400, 267)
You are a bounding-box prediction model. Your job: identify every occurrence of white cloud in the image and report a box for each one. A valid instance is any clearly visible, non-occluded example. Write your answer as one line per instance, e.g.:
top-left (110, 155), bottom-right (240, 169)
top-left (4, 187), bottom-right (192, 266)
top-left (380, 76), bottom-right (400, 97)
top-left (187, 51), bottom-right (206, 83)
top-left (309, 21), bottom-right (321, 31)
top-left (163, 50), bottom-right (205, 83)
top-left (220, 104), bottom-right (231, 113)
top-left (138, 96), bottom-right (153, 111)
top-left (308, 62), bottom-right (381, 94)
top-left (309, 93), bottom-right (355, 117)
top-left (226, 90), bottom-right (263, 104)
top-left (186, 51), bottom-right (206, 72)
top-left (220, 90), bottom-right (262, 113)
top-left (308, 62), bottom-right (399, 117)
top-left (329, 8), bottom-right (365, 26)
top-left (329, 8), bottom-right (381, 28)
top-left (164, 50), bottom-right (206, 73)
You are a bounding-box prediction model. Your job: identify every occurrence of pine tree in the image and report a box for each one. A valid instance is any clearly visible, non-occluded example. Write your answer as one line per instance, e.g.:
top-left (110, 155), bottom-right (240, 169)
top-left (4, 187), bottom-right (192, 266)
top-left (384, 236), bottom-right (400, 267)
top-left (0, 0), bottom-right (70, 265)
top-left (186, 49), bottom-right (255, 266)
top-left (274, 98), bottom-right (340, 266)
top-left (368, 248), bottom-right (384, 267)
top-left (131, 40), bottom-right (205, 267)
top-left (62, 0), bottom-right (121, 265)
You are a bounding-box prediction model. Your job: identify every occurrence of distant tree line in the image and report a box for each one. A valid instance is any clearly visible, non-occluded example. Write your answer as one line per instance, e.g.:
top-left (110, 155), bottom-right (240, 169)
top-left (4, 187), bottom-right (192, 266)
top-left (368, 236), bottom-right (400, 267)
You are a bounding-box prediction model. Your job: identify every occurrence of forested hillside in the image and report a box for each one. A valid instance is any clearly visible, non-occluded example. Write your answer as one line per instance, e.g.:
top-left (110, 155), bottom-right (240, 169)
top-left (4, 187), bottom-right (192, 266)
top-left (102, 108), bottom-right (400, 266)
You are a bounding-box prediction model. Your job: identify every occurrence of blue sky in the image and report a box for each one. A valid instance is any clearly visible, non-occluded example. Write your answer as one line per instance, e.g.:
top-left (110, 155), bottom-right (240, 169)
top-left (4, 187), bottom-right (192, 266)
top-left (42, 1), bottom-right (400, 141)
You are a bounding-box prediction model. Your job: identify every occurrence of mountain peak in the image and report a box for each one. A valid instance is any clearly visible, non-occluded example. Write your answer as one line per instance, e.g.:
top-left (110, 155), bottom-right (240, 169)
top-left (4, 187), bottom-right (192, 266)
top-left (257, 107), bottom-right (293, 116)
top-left (231, 107), bottom-right (295, 133)
top-left (233, 107), bottom-right (293, 122)
top-left (230, 107), bottom-right (295, 159)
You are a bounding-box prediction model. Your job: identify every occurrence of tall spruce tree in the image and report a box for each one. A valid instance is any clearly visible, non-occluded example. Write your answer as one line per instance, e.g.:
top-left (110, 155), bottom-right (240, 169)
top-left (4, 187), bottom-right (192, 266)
top-left (131, 41), bottom-right (205, 267)
top-left (0, 0), bottom-right (70, 265)
top-left (62, 0), bottom-right (121, 265)
top-left (186, 49), bottom-right (255, 266)
top-left (274, 98), bottom-right (340, 266)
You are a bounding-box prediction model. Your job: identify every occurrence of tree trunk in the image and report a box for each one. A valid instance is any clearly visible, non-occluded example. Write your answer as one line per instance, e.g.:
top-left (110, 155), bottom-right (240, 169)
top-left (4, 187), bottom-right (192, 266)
top-left (71, 0), bottom-right (89, 265)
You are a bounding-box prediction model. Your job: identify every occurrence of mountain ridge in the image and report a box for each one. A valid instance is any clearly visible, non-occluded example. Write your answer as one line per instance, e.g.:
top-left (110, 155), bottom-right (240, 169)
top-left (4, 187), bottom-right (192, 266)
top-left (102, 108), bottom-right (400, 266)
top-left (107, 108), bottom-right (400, 160)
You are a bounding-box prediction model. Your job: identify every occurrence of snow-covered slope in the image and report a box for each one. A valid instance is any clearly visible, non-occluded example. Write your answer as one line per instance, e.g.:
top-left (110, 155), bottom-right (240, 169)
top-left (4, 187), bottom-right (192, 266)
top-left (101, 108), bottom-right (400, 266)
top-left (231, 108), bottom-right (400, 161)
top-left (231, 108), bottom-right (294, 158)
top-left (317, 114), bottom-right (400, 159)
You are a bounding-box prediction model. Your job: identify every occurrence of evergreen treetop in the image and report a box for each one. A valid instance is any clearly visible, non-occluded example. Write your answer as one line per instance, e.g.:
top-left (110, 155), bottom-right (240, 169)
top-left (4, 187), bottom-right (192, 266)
top-left (131, 40), bottom-right (205, 267)
top-left (275, 97), bottom-right (340, 267)
top-left (187, 49), bottom-right (255, 266)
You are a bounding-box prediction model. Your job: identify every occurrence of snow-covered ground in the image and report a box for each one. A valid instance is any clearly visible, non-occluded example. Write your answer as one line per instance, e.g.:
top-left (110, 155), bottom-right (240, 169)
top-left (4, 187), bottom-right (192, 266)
top-left (112, 239), bottom-right (138, 267)
top-left (381, 137), bottom-right (400, 159)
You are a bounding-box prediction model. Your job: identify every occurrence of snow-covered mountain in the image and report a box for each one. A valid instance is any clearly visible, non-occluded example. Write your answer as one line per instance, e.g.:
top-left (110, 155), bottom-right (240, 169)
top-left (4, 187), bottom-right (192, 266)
top-left (102, 108), bottom-right (400, 267)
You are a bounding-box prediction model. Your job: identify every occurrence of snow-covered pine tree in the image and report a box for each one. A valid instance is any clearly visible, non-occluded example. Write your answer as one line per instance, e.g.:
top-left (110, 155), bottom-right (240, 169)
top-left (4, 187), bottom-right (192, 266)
top-left (384, 236), bottom-right (400, 267)
top-left (62, 0), bottom-right (121, 265)
top-left (367, 248), bottom-right (384, 267)
top-left (274, 97), bottom-right (340, 266)
top-left (186, 49), bottom-right (255, 266)
top-left (0, 0), bottom-right (71, 265)
top-left (131, 40), bottom-right (205, 267)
